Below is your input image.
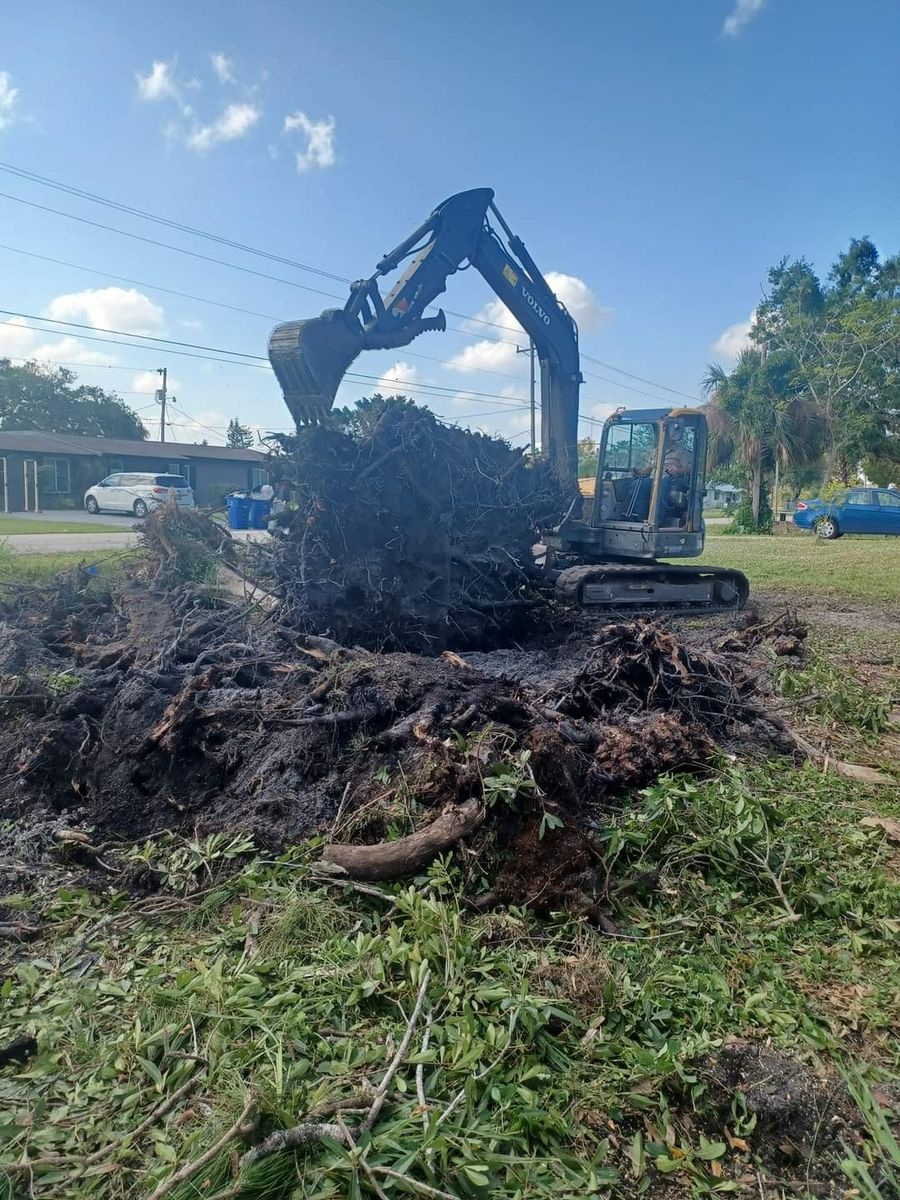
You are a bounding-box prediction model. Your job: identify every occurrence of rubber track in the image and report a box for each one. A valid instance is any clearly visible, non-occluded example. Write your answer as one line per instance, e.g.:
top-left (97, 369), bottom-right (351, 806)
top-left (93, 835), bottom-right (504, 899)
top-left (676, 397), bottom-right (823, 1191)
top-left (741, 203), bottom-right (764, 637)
top-left (554, 562), bottom-right (750, 615)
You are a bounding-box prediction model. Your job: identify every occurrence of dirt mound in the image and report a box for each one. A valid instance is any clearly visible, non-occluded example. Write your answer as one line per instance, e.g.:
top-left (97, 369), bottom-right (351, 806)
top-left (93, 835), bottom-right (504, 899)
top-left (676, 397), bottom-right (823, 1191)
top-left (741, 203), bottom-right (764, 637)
top-left (702, 1038), bottom-right (864, 1173)
top-left (267, 403), bottom-right (567, 653)
top-left (0, 555), bottom-right (798, 908)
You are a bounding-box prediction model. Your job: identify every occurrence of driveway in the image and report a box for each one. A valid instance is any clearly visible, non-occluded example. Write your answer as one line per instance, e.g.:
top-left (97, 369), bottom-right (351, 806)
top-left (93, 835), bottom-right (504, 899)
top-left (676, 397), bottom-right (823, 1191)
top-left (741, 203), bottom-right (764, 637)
top-left (3, 529), bottom-right (270, 555)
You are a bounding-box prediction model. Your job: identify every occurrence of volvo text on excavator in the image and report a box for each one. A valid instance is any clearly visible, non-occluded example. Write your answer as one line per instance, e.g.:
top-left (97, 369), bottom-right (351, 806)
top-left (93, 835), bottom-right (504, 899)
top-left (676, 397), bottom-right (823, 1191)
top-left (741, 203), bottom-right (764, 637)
top-left (268, 188), bottom-right (749, 614)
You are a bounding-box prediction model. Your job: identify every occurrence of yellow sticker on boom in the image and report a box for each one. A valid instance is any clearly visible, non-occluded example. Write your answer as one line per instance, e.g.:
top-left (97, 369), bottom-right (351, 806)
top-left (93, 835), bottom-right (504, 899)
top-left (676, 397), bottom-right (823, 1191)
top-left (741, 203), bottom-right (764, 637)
top-left (502, 264), bottom-right (518, 287)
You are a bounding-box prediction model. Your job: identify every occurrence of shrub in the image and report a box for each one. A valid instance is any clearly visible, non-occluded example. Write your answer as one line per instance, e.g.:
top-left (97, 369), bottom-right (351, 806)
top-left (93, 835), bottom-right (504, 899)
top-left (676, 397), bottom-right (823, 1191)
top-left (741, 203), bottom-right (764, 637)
top-left (203, 481), bottom-right (238, 510)
top-left (723, 490), bottom-right (773, 534)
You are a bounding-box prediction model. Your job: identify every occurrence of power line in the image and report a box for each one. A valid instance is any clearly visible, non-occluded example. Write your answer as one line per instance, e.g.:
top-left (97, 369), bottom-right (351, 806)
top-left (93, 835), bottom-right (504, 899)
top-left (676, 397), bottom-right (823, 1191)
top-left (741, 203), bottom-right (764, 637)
top-left (3, 354), bottom-right (154, 373)
top-left (580, 351), bottom-right (701, 402)
top-left (0, 169), bottom-right (697, 401)
top-left (0, 162), bottom-right (351, 283)
top-left (0, 191), bottom-right (345, 303)
top-left (0, 242), bottom-right (288, 324)
top-left (0, 241), bottom-right (535, 387)
top-left (1, 312), bottom-right (606, 428)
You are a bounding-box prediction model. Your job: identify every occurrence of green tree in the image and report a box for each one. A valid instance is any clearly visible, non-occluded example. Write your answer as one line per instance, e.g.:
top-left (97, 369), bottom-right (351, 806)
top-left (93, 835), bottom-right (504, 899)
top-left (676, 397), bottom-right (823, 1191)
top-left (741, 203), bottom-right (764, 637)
top-left (226, 417), bottom-right (254, 448)
top-left (703, 348), bottom-right (822, 530)
top-left (755, 241), bottom-right (900, 482)
top-left (576, 436), bottom-right (598, 478)
top-left (0, 359), bottom-right (147, 439)
top-left (332, 393), bottom-right (416, 440)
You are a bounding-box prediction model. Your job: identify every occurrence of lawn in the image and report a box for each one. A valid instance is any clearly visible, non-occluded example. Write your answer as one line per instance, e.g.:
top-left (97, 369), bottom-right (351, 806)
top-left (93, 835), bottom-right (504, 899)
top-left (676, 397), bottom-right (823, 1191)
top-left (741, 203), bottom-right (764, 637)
top-left (0, 547), bottom-right (138, 585)
top-left (0, 516), bottom-right (128, 534)
top-left (1, 530), bottom-right (899, 1200)
top-left (700, 533), bottom-right (900, 603)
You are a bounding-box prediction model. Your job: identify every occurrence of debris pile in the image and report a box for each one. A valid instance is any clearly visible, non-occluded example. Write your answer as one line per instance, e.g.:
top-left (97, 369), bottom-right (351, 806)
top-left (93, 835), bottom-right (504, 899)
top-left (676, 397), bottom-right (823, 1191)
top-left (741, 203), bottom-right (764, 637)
top-left (0, 544), bottom-right (799, 907)
top-left (0, 408), bottom-right (810, 905)
top-left (268, 403), bottom-right (567, 652)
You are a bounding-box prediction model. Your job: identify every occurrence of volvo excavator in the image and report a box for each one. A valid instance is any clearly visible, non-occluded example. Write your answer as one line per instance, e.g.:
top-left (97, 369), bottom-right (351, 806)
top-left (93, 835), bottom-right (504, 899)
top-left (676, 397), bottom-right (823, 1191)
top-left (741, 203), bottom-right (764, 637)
top-left (268, 187), bottom-right (748, 613)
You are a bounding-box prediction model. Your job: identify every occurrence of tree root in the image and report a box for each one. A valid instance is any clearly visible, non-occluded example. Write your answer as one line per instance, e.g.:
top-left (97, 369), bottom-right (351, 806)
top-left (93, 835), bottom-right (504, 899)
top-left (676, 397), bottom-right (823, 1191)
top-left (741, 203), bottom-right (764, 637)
top-left (322, 802), bottom-right (484, 881)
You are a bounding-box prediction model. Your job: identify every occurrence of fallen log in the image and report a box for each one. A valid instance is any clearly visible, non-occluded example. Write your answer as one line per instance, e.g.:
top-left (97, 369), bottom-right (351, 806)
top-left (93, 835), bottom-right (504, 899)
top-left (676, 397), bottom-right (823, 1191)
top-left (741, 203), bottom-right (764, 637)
top-left (321, 800), bottom-right (484, 880)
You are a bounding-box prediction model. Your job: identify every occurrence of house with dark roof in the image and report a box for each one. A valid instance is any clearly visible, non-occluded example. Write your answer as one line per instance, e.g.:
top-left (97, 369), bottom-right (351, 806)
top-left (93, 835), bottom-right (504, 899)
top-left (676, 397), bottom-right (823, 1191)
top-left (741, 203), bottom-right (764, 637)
top-left (0, 431), bottom-right (269, 512)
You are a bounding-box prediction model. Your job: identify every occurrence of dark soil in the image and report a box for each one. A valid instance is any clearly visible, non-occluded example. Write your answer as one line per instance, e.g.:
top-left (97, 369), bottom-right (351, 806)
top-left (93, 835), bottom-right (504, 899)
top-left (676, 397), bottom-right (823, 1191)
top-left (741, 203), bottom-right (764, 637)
top-left (0, 561), bottom-right (800, 906)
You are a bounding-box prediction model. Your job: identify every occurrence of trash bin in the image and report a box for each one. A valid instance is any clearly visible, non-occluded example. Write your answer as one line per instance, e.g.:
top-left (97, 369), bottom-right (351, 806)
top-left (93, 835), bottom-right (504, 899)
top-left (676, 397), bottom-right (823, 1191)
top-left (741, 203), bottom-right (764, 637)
top-left (249, 497), bottom-right (272, 530)
top-left (226, 494), bottom-right (251, 530)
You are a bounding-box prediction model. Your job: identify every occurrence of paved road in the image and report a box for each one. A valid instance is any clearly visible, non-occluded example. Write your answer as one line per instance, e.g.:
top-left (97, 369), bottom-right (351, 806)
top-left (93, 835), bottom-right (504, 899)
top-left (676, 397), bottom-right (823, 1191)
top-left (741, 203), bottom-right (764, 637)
top-left (3, 511), bottom-right (139, 528)
top-left (3, 529), bottom-right (270, 555)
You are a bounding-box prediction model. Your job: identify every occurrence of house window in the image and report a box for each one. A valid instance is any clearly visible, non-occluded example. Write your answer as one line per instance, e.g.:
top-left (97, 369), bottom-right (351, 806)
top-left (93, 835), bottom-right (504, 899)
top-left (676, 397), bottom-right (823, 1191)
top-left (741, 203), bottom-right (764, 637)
top-left (107, 459), bottom-right (125, 474)
top-left (249, 467), bottom-right (268, 489)
top-left (38, 457), bottom-right (71, 494)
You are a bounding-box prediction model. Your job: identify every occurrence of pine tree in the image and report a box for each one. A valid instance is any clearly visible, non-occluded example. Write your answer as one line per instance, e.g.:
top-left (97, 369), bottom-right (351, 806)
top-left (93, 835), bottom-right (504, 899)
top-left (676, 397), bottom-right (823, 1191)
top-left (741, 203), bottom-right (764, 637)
top-left (226, 418), bottom-right (254, 448)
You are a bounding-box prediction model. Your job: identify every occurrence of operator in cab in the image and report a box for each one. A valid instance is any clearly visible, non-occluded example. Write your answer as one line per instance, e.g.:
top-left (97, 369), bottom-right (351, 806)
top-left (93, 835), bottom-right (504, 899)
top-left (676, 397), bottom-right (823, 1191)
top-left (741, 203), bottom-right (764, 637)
top-left (625, 421), bottom-right (691, 521)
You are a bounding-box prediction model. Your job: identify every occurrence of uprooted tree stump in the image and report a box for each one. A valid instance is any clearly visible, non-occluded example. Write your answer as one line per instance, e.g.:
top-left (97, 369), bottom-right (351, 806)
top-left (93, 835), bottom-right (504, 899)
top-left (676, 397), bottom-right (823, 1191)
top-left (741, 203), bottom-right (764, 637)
top-left (266, 403), bottom-right (568, 653)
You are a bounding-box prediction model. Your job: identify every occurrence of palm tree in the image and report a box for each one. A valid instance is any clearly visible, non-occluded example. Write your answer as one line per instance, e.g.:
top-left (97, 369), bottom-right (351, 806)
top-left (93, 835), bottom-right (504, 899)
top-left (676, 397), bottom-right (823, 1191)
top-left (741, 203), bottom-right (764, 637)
top-left (703, 348), bottom-right (822, 528)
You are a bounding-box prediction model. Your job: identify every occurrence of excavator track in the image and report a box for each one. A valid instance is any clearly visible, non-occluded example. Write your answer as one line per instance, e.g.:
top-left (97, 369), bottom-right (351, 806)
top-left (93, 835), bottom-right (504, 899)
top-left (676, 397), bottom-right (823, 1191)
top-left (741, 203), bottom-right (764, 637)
top-left (554, 562), bottom-right (749, 615)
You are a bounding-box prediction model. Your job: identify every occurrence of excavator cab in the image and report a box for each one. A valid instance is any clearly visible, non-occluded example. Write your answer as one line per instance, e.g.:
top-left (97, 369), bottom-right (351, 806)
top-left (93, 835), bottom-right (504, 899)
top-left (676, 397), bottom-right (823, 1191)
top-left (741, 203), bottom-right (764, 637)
top-left (593, 408), bottom-right (707, 552)
top-left (547, 408), bottom-right (748, 611)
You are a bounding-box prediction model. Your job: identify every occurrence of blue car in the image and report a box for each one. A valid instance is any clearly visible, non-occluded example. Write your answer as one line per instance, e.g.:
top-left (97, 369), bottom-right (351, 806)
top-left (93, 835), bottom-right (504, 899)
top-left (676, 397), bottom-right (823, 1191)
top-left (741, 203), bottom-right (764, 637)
top-left (793, 487), bottom-right (900, 538)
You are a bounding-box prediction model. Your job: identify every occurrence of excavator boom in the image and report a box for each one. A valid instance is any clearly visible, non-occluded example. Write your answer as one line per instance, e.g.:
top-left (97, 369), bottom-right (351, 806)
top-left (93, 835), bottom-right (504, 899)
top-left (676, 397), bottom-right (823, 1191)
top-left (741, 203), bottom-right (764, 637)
top-left (266, 188), bottom-right (748, 615)
top-left (268, 188), bottom-right (583, 486)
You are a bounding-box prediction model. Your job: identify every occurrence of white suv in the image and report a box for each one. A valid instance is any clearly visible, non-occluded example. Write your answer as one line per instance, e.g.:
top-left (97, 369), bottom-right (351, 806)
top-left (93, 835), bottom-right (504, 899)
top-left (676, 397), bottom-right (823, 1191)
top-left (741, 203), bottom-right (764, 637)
top-left (84, 472), bottom-right (195, 517)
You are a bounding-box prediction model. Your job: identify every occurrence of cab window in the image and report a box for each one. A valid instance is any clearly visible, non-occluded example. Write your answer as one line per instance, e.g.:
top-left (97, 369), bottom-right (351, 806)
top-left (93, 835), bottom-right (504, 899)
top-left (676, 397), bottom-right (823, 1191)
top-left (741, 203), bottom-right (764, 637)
top-left (600, 423), bottom-right (658, 477)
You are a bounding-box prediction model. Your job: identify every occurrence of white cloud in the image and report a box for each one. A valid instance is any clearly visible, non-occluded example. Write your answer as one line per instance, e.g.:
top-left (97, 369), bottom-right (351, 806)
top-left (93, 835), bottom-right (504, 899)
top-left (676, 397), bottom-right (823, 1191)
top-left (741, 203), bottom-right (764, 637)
top-left (375, 361), bottom-right (419, 393)
top-left (712, 311), bottom-right (755, 360)
top-left (588, 401), bottom-right (616, 426)
top-left (722, 0), bottom-right (767, 38)
top-left (283, 111), bottom-right (336, 171)
top-left (132, 371), bottom-right (164, 394)
top-left (545, 272), bottom-right (610, 332)
top-left (448, 335), bottom-right (521, 376)
top-left (210, 52), bottom-right (235, 84)
top-left (186, 102), bottom-right (260, 152)
top-left (0, 318), bottom-right (119, 367)
top-left (0, 316), bottom-right (36, 357)
top-left (46, 287), bottom-right (164, 335)
top-left (172, 408), bottom-right (229, 442)
top-left (132, 370), bottom-right (184, 395)
top-left (31, 335), bottom-right (117, 368)
top-left (136, 60), bottom-right (181, 103)
top-left (0, 70), bottom-right (19, 131)
top-left (446, 272), bottom-right (608, 375)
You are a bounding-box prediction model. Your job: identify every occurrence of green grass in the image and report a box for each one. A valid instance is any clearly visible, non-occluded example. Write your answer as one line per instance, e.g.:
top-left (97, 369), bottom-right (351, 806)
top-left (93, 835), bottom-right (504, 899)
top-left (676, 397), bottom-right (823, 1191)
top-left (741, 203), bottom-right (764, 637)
top-left (698, 533), bottom-right (900, 603)
top-left (0, 547), bottom-right (137, 586)
top-left (1, 761), bottom-right (898, 1200)
top-left (0, 517), bottom-right (128, 534)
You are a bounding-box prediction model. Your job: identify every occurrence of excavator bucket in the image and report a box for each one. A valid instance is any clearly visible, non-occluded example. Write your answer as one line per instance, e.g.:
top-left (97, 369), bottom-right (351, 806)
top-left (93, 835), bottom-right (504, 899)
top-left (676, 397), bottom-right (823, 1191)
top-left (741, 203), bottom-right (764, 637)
top-left (268, 310), bottom-right (365, 425)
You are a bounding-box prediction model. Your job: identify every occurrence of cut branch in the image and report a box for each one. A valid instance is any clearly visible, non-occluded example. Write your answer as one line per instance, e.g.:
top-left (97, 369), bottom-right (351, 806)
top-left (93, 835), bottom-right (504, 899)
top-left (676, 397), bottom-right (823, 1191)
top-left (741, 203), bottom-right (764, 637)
top-left (322, 802), bottom-right (483, 881)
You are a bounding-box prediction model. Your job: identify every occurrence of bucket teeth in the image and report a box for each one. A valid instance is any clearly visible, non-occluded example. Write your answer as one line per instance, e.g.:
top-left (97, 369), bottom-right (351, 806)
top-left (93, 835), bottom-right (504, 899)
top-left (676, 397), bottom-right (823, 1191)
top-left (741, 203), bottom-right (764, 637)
top-left (268, 312), bottom-right (365, 426)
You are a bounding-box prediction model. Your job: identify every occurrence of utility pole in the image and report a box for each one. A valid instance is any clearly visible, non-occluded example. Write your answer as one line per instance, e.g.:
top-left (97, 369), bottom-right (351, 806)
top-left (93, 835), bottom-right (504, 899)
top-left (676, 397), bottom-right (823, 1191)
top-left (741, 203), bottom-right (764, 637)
top-left (157, 367), bottom-right (167, 443)
top-left (517, 340), bottom-right (537, 458)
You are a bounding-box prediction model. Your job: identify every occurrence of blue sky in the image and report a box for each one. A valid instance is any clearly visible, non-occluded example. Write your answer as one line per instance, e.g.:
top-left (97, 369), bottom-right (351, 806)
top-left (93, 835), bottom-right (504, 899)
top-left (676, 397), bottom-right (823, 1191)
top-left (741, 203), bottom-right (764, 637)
top-left (1, 0), bottom-right (898, 446)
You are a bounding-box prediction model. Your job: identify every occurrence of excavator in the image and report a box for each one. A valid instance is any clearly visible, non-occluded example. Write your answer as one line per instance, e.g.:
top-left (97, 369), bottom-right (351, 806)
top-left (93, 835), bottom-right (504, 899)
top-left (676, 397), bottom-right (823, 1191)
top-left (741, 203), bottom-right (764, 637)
top-left (268, 187), bottom-right (748, 613)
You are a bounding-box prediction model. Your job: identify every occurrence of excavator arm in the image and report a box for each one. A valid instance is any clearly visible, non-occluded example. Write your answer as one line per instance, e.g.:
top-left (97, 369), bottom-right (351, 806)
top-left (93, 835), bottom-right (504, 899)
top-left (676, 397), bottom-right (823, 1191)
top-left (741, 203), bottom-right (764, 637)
top-left (268, 188), bottom-right (583, 486)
